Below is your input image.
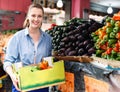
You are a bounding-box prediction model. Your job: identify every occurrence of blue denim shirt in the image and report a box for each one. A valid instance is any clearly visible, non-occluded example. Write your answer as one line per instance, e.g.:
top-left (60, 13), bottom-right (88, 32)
top-left (3, 28), bottom-right (52, 70)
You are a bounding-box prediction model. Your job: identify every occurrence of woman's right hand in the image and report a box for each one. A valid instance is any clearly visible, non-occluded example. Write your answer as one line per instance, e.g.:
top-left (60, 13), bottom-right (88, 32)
top-left (10, 73), bottom-right (21, 91)
top-left (5, 66), bottom-right (21, 91)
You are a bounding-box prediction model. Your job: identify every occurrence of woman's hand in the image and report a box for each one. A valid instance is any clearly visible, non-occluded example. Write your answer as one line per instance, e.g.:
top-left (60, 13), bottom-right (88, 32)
top-left (5, 66), bottom-right (21, 91)
top-left (10, 73), bottom-right (21, 91)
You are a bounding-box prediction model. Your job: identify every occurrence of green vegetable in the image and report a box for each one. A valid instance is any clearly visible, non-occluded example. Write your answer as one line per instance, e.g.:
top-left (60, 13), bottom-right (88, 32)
top-left (111, 50), bottom-right (117, 55)
top-left (117, 53), bottom-right (120, 57)
top-left (93, 36), bottom-right (99, 42)
top-left (91, 32), bottom-right (97, 37)
top-left (103, 35), bottom-right (109, 41)
top-left (101, 53), bottom-right (107, 59)
top-left (106, 27), bottom-right (113, 34)
top-left (113, 26), bottom-right (119, 33)
top-left (115, 21), bottom-right (120, 27)
top-left (95, 43), bottom-right (100, 49)
top-left (110, 19), bottom-right (115, 26)
top-left (116, 57), bottom-right (120, 61)
top-left (31, 66), bottom-right (40, 72)
top-left (106, 17), bottom-right (111, 22)
top-left (109, 32), bottom-right (116, 38)
top-left (106, 55), bottom-right (111, 59)
top-left (100, 39), bottom-right (106, 45)
top-left (111, 50), bottom-right (117, 59)
top-left (96, 50), bottom-right (104, 57)
top-left (108, 39), bottom-right (117, 47)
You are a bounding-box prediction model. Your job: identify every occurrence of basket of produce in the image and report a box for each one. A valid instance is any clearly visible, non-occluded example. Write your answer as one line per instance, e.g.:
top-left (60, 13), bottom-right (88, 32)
top-left (13, 57), bottom-right (65, 91)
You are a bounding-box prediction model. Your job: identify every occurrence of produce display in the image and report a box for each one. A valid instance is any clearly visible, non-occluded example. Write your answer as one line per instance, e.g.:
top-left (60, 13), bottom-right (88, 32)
top-left (91, 12), bottom-right (120, 61)
top-left (46, 18), bottom-right (103, 56)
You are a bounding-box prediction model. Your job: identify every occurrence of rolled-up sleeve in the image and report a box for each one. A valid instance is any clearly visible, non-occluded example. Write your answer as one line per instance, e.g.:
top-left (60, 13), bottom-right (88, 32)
top-left (3, 34), bottom-right (19, 71)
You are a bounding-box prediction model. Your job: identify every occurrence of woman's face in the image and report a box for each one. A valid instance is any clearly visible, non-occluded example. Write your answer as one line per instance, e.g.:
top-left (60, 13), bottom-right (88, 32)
top-left (28, 7), bottom-right (43, 29)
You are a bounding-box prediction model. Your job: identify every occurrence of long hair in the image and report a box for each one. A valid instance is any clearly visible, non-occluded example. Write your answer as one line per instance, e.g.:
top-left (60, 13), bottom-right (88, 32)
top-left (23, 3), bottom-right (44, 28)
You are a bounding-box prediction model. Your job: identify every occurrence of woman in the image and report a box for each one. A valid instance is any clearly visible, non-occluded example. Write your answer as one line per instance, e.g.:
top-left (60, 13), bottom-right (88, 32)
top-left (3, 3), bottom-right (52, 92)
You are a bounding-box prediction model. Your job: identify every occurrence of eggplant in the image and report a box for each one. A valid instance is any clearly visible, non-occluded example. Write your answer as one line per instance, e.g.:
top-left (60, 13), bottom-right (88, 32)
top-left (78, 48), bottom-right (84, 55)
top-left (76, 25), bottom-right (82, 30)
top-left (75, 34), bottom-right (79, 38)
top-left (59, 42), bottom-right (65, 47)
top-left (82, 53), bottom-right (89, 56)
top-left (54, 46), bottom-right (58, 51)
top-left (68, 50), bottom-right (77, 56)
top-left (83, 40), bottom-right (90, 46)
top-left (89, 26), bottom-right (98, 32)
top-left (69, 24), bottom-right (76, 30)
top-left (57, 45), bottom-right (61, 50)
top-left (69, 35), bottom-right (76, 41)
top-left (78, 43), bottom-right (84, 48)
top-left (85, 44), bottom-right (93, 50)
top-left (92, 22), bottom-right (104, 29)
top-left (61, 37), bottom-right (69, 42)
top-left (77, 35), bottom-right (85, 41)
top-left (88, 47), bottom-right (95, 55)
top-left (89, 19), bottom-right (96, 25)
top-left (66, 47), bottom-right (73, 52)
top-left (58, 48), bottom-right (66, 53)
top-left (67, 31), bottom-right (72, 36)
top-left (75, 47), bottom-right (79, 51)
top-left (73, 29), bottom-right (79, 34)
top-left (65, 47), bottom-right (73, 55)
top-left (84, 23), bottom-right (90, 29)
top-left (65, 44), bottom-right (69, 48)
top-left (76, 41), bottom-right (80, 46)
top-left (58, 53), bottom-right (65, 56)
top-left (82, 30), bottom-right (90, 38)
top-left (72, 42), bottom-right (76, 47)
top-left (61, 33), bottom-right (66, 38)
top-left (68, 42), bottom-right (73, 47)
top-left (81, 23), bottom-right (86, 29)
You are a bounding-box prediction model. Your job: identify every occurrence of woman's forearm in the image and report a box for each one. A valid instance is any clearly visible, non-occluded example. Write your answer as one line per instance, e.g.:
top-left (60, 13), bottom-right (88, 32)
top-left (5, 65), bottom-right (14, 77)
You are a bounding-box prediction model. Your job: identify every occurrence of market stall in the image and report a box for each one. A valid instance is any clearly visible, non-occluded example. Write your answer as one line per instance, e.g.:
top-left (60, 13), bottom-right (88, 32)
top-left (46, 12), bottom-right (120, 92)
top-left (0, 10), bottom-right (120, 92)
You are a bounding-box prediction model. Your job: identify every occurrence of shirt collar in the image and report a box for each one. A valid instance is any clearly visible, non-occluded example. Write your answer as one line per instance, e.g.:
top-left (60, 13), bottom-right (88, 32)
top-left (24, 27), bottom-right (44, 37)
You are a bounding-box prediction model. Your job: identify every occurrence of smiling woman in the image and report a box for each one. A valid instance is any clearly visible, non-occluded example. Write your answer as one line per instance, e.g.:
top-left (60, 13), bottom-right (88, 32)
top-left (3, 3), bottom-right (52, 92)
top-left (27, 7), bottom-right (43, 31)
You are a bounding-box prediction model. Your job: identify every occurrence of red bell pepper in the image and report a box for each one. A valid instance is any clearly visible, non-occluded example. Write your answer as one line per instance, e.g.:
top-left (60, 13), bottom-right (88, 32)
top-left (116, 32), bottom-right (120, 39)
top-left (106, 48), bottom-right (113, 55)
